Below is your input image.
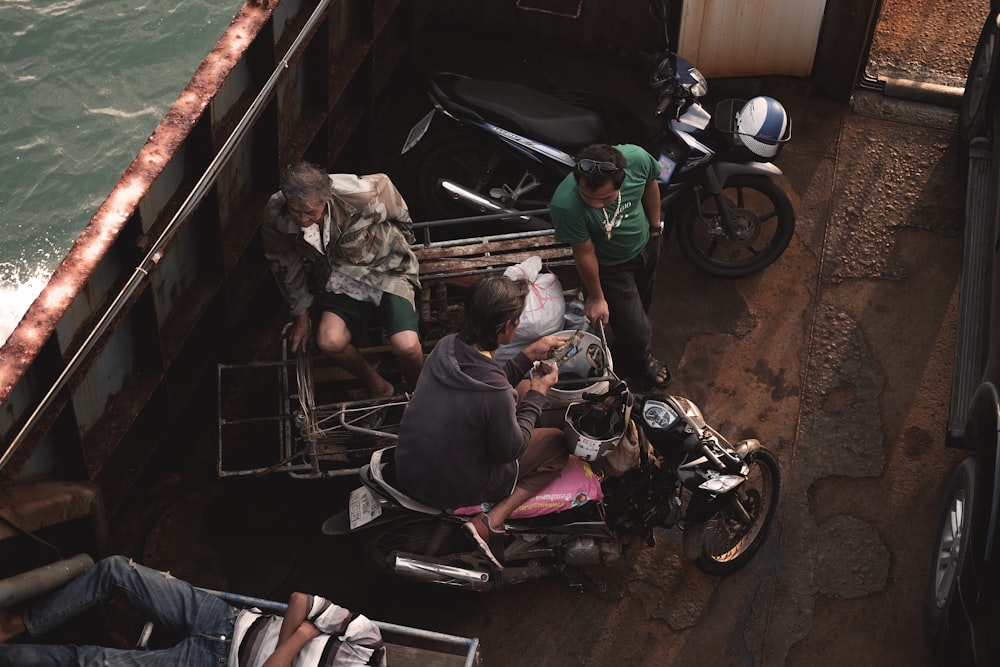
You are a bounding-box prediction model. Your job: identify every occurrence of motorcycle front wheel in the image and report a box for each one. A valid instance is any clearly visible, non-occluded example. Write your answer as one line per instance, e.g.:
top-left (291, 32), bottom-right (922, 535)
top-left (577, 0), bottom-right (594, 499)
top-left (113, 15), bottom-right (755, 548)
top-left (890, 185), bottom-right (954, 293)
top-left (677, 174), bottom-right (795, 278)
top-left (685, 446), bottom-right (780, 575)
top-left (415, 136), bottom-right (555, 235)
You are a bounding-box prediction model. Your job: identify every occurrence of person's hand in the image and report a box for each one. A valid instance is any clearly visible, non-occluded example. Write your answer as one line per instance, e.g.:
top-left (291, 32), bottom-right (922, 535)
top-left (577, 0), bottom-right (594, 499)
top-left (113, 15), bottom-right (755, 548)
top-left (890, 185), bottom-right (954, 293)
top-left (296, 621), bottom-right (321, 641)
top-left (584, 296), bottom-right (610, 326)
top-left (529, 358), bottom-right (559, 394)
top-left (525, 335), bottom-right (568, 362)
top-left (288, 313), bottom-right (311, 353)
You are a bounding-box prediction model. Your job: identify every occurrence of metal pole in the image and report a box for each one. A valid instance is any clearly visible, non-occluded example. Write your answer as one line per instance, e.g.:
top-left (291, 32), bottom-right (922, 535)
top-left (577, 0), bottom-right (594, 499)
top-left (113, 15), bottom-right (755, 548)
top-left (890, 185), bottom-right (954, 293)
top-left (0, 554), bottom-right (94, 607)
top-left (411, 207), bottom-right (550, 229)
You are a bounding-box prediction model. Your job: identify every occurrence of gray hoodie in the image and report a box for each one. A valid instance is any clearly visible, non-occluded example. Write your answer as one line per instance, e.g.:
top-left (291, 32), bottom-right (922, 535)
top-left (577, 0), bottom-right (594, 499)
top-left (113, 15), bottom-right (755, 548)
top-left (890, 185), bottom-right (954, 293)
top-left (395, 333), bottom-right (546, 509)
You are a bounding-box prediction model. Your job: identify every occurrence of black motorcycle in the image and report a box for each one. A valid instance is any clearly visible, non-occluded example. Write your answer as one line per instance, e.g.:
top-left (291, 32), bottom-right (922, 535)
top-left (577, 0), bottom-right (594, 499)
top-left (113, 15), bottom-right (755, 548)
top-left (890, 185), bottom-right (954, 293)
top-left (322, 338), bottom-right (780, 591)
top-left (402, 1), bottom-right (794, 278)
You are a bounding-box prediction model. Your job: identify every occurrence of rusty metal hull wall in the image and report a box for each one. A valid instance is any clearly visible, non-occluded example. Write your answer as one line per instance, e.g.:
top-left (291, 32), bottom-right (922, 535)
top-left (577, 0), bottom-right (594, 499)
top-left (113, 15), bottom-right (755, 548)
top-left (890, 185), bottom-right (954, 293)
top-left (0, 0), bottom-right (429, 513)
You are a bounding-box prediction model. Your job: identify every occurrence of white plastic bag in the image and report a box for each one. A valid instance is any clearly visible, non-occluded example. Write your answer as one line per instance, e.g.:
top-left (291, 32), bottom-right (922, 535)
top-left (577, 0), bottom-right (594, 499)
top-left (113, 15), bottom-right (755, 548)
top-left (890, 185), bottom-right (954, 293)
top-left (494, 256), bottom-right (565, 362)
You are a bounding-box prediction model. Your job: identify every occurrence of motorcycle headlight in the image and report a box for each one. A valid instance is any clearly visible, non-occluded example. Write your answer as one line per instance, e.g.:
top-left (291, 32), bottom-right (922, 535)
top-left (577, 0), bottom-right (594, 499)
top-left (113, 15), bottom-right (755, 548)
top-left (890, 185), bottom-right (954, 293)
top-left (685, 67), bottom-right (708, 97)
top-left (698, 474), bottom-right (744, 493)
top-left (642, 399), bottom-right (679, 430)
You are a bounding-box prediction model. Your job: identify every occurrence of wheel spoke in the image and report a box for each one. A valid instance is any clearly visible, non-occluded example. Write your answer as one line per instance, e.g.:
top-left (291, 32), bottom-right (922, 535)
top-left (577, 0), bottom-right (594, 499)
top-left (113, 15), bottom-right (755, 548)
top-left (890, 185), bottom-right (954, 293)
top-left (706, 236), bottom-right (721, 257)
top-left (758, 208), bottom-right (777, 223)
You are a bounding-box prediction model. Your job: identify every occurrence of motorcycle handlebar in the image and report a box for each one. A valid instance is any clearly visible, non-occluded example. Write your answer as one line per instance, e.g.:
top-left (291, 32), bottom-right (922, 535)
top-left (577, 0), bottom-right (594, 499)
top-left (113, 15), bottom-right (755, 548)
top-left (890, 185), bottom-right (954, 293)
top-left (655, 94), bottom-right (672, 117)
top-left (555, 375), bottom-right (615, 390)
top-left (579, 380), bottom-right (628, 403)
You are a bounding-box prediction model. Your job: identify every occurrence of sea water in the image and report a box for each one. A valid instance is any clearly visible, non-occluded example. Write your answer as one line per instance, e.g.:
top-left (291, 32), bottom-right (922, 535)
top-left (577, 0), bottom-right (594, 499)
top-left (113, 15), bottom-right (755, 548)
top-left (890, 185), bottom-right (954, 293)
top-left (0, 0), bottom-right (244, 344)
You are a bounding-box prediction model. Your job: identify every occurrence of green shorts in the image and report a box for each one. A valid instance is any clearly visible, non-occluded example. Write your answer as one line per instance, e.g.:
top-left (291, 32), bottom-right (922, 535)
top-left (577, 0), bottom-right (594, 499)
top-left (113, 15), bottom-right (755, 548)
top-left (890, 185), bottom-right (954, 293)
top-left (315, 291), bottom-right (420, 341)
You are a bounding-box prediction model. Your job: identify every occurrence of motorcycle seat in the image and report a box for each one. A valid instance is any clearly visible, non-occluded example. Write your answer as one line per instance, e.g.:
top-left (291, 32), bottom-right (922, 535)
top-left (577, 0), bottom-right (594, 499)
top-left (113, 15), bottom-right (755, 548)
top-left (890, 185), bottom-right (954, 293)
top-left (452, 77), bottom-right (604, 149)
top-left (368, 447), bottom-right (445, 516)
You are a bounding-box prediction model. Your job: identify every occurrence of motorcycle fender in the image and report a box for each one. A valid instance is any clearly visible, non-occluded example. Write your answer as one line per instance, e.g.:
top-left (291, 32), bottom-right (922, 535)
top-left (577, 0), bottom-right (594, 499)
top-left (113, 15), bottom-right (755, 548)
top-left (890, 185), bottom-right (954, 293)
top-left (684, 490), bottom-right (725, 523)
top-left (321, 505), bottom-right (414, 536)
top-left (401, 109), bottom-right (437, 154)
top-left (712, 160), bottom-right (784, 184)
top-left (736, 438), bottom-right (762, 460)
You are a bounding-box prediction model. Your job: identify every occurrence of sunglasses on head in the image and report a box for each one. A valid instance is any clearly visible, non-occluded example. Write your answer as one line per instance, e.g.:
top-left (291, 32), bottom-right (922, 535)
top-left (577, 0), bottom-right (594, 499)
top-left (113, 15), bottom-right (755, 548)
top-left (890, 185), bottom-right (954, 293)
top-left (575, 159), bottom-right (621, 175)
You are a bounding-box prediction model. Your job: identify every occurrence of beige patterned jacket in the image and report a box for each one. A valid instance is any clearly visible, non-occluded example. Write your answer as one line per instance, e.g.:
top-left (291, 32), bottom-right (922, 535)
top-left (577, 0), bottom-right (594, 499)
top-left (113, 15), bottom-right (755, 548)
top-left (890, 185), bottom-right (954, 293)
top-left (262, 173), bottom-right (420, 317)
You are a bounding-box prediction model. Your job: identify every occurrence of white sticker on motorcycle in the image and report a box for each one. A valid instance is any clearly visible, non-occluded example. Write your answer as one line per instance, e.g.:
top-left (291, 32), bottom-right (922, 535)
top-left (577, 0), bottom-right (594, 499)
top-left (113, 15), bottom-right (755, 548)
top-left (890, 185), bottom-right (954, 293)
top-left (349, 486), bottom-right (382, 530)
top-left (573, 435), bottom-right (603, 461)
top-left (658, 155), bottom-right (676, 184)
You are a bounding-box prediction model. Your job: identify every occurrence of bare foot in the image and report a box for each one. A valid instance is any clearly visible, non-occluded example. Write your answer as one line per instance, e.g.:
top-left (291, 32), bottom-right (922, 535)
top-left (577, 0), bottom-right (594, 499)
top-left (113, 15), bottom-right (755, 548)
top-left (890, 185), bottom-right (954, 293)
top-left (0, 610), bottom-right (26, 642)
top-left (369, 378), bottom-right (395, 399)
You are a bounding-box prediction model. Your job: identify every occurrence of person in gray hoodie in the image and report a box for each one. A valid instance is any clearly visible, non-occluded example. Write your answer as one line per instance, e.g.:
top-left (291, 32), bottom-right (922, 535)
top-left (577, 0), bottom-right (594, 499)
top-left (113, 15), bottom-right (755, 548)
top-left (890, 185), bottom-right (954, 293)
top-left (395, 275), bottom-right (570, 569)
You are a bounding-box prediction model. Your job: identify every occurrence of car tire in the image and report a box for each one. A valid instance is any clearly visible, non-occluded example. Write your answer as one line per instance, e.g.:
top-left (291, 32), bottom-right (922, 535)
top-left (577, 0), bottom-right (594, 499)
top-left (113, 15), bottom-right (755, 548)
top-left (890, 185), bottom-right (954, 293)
top-left (959, 11), bottom-right (1000, 146)
top-left (926, 456), bottom-right (976, 662)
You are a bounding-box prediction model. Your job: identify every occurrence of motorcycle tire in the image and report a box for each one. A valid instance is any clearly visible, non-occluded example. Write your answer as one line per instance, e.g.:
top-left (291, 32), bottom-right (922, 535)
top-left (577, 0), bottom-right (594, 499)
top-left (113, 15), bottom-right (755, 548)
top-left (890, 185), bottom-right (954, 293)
top-left (677, 174), bottom-right (795, 278)
top-left (925, 457), bottom-right (976, 664)
top-left (415, 136), bottom-right (555, 236)
top-left (364, 517), bottom-right (496, 589)
top-left (685, 446), bottom-right (780, 575)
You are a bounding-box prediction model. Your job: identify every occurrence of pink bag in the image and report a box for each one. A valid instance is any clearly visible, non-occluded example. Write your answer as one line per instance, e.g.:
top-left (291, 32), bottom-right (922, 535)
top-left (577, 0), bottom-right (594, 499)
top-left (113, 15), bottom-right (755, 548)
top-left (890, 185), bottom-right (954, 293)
top-left (453, 455), bottom-right (603, 519)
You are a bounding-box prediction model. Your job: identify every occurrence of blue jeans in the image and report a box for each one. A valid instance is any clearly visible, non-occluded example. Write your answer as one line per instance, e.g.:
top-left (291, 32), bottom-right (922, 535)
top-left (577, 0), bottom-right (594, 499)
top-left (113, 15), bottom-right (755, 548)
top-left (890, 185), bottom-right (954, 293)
top-left (0, 555), bottom-right (236, 666)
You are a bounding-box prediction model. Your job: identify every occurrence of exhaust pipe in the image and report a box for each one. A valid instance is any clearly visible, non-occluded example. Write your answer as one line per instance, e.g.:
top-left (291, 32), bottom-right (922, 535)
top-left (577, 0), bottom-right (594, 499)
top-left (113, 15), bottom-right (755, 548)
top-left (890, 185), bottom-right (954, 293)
top-left (393, 555), bottom-right (493, 591)
top-left (439, 180), bottom-right (530, 222)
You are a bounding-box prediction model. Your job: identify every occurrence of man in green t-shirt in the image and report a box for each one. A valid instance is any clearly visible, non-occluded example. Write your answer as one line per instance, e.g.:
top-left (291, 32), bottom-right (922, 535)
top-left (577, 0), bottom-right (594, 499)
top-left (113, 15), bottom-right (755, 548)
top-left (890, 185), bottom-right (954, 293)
top-left (549, 143), bottom-right (670, 388)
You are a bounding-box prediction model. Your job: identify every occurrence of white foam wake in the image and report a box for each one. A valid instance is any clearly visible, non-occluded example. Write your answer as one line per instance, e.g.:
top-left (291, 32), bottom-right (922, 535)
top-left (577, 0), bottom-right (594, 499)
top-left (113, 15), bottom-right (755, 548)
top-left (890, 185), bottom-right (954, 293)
top-left (0, 268), bottom-right (51, 347)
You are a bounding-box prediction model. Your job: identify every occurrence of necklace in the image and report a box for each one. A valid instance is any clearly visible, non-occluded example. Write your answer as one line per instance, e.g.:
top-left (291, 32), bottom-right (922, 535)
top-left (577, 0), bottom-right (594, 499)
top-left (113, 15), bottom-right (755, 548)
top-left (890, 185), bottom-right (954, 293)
top-left (601, 192), bottom-right (623, 240)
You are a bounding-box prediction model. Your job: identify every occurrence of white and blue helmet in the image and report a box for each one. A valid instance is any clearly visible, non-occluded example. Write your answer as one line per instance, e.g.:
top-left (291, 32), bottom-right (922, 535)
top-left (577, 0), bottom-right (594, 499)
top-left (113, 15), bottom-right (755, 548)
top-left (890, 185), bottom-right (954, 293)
top-left (735, 96), bottom-right (790, 159)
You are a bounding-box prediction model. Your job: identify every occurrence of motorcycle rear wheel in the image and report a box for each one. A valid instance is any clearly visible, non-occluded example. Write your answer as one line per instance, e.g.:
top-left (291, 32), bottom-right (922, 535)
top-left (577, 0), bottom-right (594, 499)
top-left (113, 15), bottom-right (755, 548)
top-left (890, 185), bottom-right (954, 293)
top-left (415, 136), bottom-right (555, 235)
top-left (677, 174), bottom-right (795, 278)
top-left (686, 446), bottom-right (780, 575)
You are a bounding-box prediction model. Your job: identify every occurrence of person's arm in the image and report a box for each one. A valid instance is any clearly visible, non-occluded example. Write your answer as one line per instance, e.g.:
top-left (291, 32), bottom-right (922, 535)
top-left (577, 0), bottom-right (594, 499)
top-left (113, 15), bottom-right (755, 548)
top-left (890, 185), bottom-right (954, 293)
top-left (261, 204), bottom-right (314, 350)
top-left (259, 592), bottom-right (320, 667)
top-left (363, 173), bottom-right (416, 243)
top-left (527, 356), bottom-right (559, 394)
top-left (522, 334), bottom-right (570, 362)
top-left (288, 312), bottom-right (310, 353)
top-left (571, 240), bottom-right (610, 325)
top-left (276, 592), bottom-right (311, 645)
top-left (260, 621), bottom-right (320, 667)
top-left (642, 179), bottom-right (663, 237)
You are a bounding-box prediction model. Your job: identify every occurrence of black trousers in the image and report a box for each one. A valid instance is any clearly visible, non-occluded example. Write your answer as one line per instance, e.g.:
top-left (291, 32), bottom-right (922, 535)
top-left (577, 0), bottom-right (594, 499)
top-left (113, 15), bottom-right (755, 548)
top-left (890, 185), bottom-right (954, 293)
top-left (597, 236), bottom-right (661, 379)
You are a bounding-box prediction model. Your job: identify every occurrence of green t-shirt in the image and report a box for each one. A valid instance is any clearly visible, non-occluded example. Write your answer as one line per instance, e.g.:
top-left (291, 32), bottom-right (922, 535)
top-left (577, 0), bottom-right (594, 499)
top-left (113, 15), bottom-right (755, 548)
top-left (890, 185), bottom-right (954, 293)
top-left (550, 144), bottom-right (660, 266)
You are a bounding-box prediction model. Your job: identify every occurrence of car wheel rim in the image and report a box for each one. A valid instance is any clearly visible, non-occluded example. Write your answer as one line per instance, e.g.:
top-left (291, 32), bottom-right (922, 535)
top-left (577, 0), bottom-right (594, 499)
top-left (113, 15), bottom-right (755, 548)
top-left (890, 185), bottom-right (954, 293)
top-left (933, 488), bottom-right (967, 608)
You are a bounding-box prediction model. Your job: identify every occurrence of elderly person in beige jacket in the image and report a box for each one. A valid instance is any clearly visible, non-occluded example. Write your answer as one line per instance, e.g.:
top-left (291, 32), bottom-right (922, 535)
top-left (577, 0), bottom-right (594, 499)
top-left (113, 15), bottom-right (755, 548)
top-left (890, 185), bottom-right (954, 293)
top-left (262, 161), bottom-right (423, 396)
